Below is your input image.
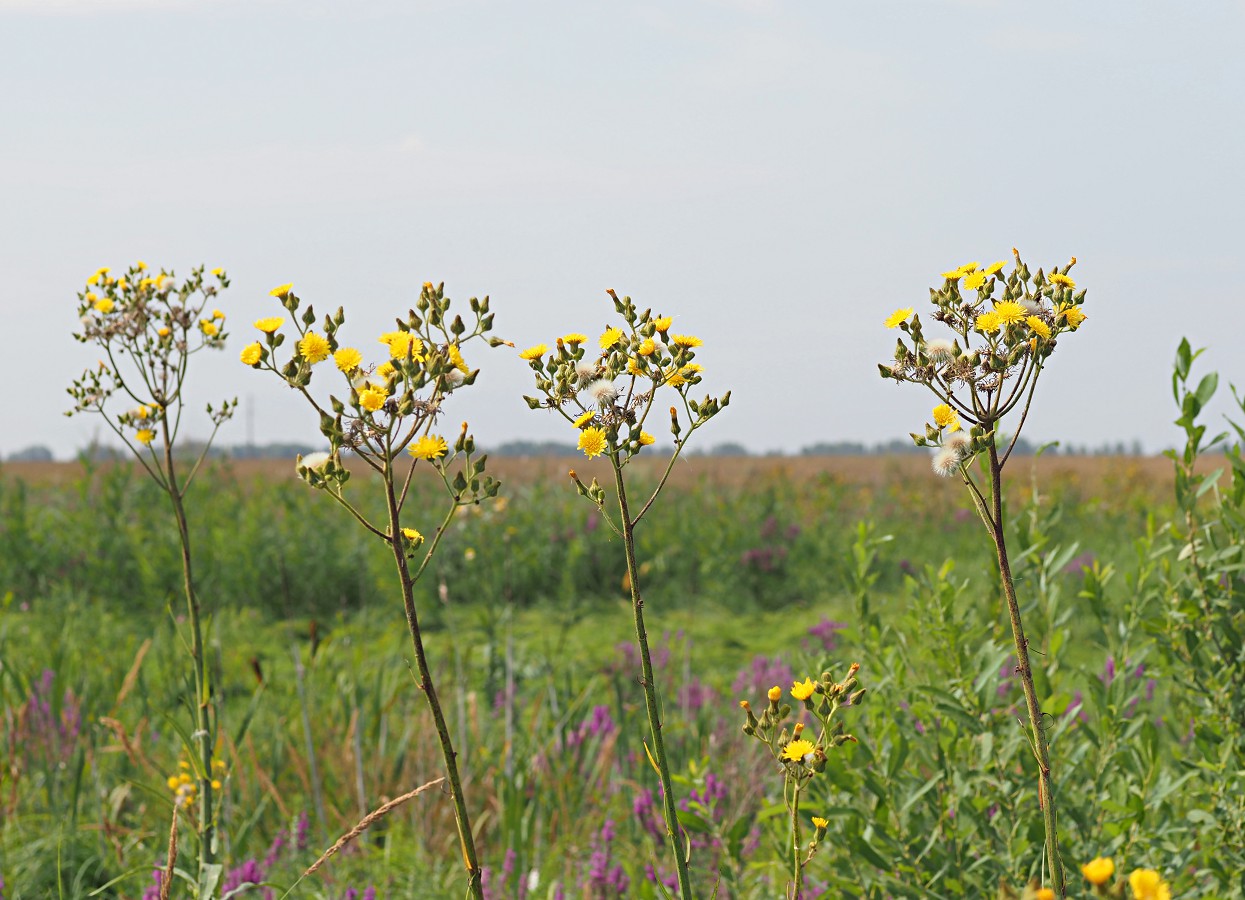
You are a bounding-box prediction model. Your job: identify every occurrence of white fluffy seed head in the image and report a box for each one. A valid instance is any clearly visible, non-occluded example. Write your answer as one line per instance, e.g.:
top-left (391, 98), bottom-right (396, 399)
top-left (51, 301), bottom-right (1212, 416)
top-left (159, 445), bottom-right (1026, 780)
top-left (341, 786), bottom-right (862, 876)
top-left (925, 338), bottom-right (955, 361)
top-left (587, 378), bottom-right (619, 406)
top-left (931, 447), bottom-right (960, 477)
top-left (297, 451), bottom-right (332, 472)
top-left (943, 431), bottom-right (971, 456)
top-left (575, 360), bottom-right (598, 383)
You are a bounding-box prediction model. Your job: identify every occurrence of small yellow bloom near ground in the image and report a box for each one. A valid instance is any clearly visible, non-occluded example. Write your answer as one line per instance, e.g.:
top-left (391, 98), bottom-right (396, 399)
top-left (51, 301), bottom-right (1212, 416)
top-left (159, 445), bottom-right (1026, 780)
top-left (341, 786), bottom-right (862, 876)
top-left (577, 426), bottom-right (608, 459)
top-left (299, 332), bottom-right (331, 364)
top-left (136, 429), bottom-right (155, 446)
top-left (638, 431), bottom-right (655, 446)
top-left (269, 283), bottom-right (293, 298)
top-left (240, 343), bottom-right (263, 366)
top-left (572, 410), bottom-right (595, 428)
top-left (672, 334), bottom-right (702, 348)
top-left (932, 403), bottom-right (960, 431)
top-left (561, 332), bottom-right (588, 345)
top-left (1060, 305), bottom-right (1088, 330)
top-left (782, 739), bottom-right (816, 762)
top-left (791, 678), bottom-right (816, 701)
top-left (255, 317), bottom-right (284, 333)
top-left (410, 435), bottom-right (448, 460)
top-left (401, 527), bottom-right (424, 544)
top-left (599, 327), bottom-right (623, 349)
top-left (1049, 272), bottom-right (1076, 288)
top-left (885, 307), bottom-right (914, 329)
top-left (963, 270), bottom-right (987, 290)
top-left (1035, 889), bottom-right (1055, 900)
top-left (975, 310), bottom-right (1002, 333)
top-left (334, 347), bottom-right (362, 372)
top-left (984, 260), bottom-right (1007, 275)
top-left (1128, 869), bottom-right (1170, 900)
top-left (519, 344), bottom-right (547, 361)
top-left (359, 388), bottom-right (387, 412)
top-left (992, 300), bottom-right (1026, 326)
top-left (1081, 857), bottom-right (1115, 885)
top-left (653, 316), bottom-right (673, 332)
top-left (1026, 316), bottom-right (1051, 340)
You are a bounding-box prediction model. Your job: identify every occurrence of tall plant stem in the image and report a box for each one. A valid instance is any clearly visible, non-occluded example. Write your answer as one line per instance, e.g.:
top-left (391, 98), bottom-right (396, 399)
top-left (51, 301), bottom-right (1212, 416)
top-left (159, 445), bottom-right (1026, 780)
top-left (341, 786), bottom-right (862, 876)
top-left (163, 440), bottom-right (215, 874)
top-left (987, 441), bottom-right (1065, 896)
top-left (613, 461), bottom-right (694, 900)
top-left (789, 780), bottom-right (804, 899)
top-left (384, 482), bottom-right (483, 900)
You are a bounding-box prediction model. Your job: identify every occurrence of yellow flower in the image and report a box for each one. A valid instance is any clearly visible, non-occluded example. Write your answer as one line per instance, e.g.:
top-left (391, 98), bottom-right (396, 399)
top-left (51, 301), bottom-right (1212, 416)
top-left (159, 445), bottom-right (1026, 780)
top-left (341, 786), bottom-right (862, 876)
top-left (572, 410), bottom-right (595, 428)
top-left (269, 283), bottom-right (293, 298)
top-left (599, 327), bottom-right (624, 350)
top-left (93, 298), bottom-right (115, 314)
top-left (138, 277), bottom-right (156, 290)
top-left (781, 739), bottom-right (816, 762)
top-left (884, 307), bottom-right (913, 329)
top-left (958, 261), bottom-right (980, 273)
top-left (402, 527), bottom-right (424, 544)
top-left (157, 327), bottom-right (170, 337)
top-left (672, 334), bottom-right (702, 348)
top-left (984, 260), bottom-right (1007, 276)
top-left (578, 427), bottom-right (608, 459)
top-left (135, 429), bottom-right (155, 446)
top-left (1026, 316), bottom-right (1051, 340)
top-left (115, 278), bottom-right (128, 290)
top-left (940, 269), bottom-right (964, 280)
top-left (212, 309), bottom-right (225, 320)
top-left (85, 292), bottom-right (98, 302)
top-left (359, 387), bottom-right (387, 412)
top-left (1059, 305), bottom-right (1087, 330)
top-left (200, 320), bottom-right (218, 336)
top-left (811, 816), bottom-right (828, 829)
top-left (299, 331), bottom-right (331, 364)
top-left (992, 300), bottom-right (1026, 326)
top-left (134, 405), bottom-right (150, 420)
top-left (255, 316), bottom-right (284, 333)
top-left (1048, 272), bottom-right (1076, 288)
top-left (211, 267), bottom-right (224, 276)
top-left (334, 347), bottom-right (363, 372)
top-left (963, 270), bottom-right (987, 290)
top-left (975, 311), bottom-right (1002, 333)
top-left (86, 274), bottom-right (101, 286)
top-left (409, 435), bottom-right (448, 460)
top-left (1081, 857), bottom-right (1115, 886)
top-left (380, 331), bottom-right (423, 360)
top-left (653, 316), bottom-right (673, 332)
top-left (136, 260), bottom-right (148, 271)
top-left (519, 344), bottom-right (548, 361)
top-left (932, 403), bottom-right (960, 431)
top-left (637, 338), bottom-right (656, 357)
top-left (376, 361), bottom-right (397, 380)
top-left (767, 685), bottom-right (782, 702)
top-left (210, 779), bottom-right (222, 790)
top-left (95, 266), bottom-right (110, 276)
top-left (791, 678), bottom-right (816, 701)
top-left (240, 342), bottom-right (263, 366)
top-left (626, 358), bottom-right (645, 376)
top-left (1035, 890), bottom-right (1055, 900)
top-left (665, 367), bottom-right (688, 388)
top-left (156, 274), bottom-right (175, 291)
top-left (1128, 869), bottom-right (1170, 900)
top-left (638, 431), bottom-right (655, 446)
top-left (561, 332), bottom-right (588, 345)
top-left (447, 343), bottom-right (469, 373)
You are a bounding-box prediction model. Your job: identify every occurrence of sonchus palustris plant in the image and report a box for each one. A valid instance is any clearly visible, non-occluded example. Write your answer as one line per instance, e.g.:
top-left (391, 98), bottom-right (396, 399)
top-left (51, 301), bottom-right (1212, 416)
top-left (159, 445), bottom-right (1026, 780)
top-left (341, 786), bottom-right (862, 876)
top-left (741, 664), bottom-right (865, 900)
top-left (879, 250), bottom-right (1088, 897)
top-left (519, 290), bottom-right (729, 899)
top-left (66, 263), bottom-right (236, 895)
top-left (244, 280), bottom-right (505, 899)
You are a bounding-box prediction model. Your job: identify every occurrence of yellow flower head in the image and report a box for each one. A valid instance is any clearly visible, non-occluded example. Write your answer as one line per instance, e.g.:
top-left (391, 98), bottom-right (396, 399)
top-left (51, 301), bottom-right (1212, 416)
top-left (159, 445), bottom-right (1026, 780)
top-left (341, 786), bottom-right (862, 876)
top-left (376, 361), bottom-right (397, 380)
top-left (958, 261), bottom-right (980, 274)
top-left (1026, 316), bottom-right (1051, 340)
top-left (519, 343), bottom-right (547, 361)
top-left (781, 739), bottom-right (816, 762)
top-left (561, 332), bottom-right (588, 345)
top-left (791, 678), bottom-right (816, 701)
top-left (86, 274), bottom-right (101, 286)
top-left (269, 283), bottom-right (293, 298)
top-left (299, 331), bottom-right (331, 364)
top-left (359, 387), bottom-right (387, 412)
top-left (212, 308), bottom-right (225, 320)
top-left (402, 527), bottom-right (424, 544)
top-left (115, 278), bottom-right (128, 290)
top-left (334, 347), bottom-right (363, 372)
top-left (885, 307), bottom-right (914, 329)
top-left (767, 685), bottom-right (782, 703)
top-left (240, 342), bottom-right (263, 366)
top-left (811, 816), bottom-right (828, 829)
top-left (672, 334), bottom-right (702, 348)
top-left (992, 300), bottom-right (1026, 326)
top-left (380, 331), bottom-right (423, 360)
top-left (1128, 869), bottom-right (1170, 900)
top-left (157, 327), bottom-right (170, 337)
top-left (156, 274), bottom-right (176, 292)
top-left (1048, 272), bottom-right (1076, 289)
top-left (577, 426), bottom-right (608, 459)
top-left (940, 269), bottom-right (963, 280)
top-left (1081, 857), bottom-right (1115, 886)
top-left (135, 429), bottom-right (155, 446)
top-left (1059, 305), bottom-right (1087, 330)
top-left (599, 327), bottom-right (624, 350)
top-left (410, 435), bottom-right (448, 460)
top-left (1035, 890), bottom-right (1055, 900)
top-left (932, 403), bottom-right (960, 431)
top-left (638, 431), bottom-right (655, 446)
top-left (200, 320), bottom-right (219, 337)
top-left (963, 270), bottom-right (987, 290)
top-left (572, 410), bottom-right (595, 429)
top-left (626, 357), bottom-right (646, 376)
top-left (255, 317), bottom-right (284, 333)
top-left (637, 338), bottom-right (656, 357)
top-left (984, 260), bottom-right (1007, 276)
top-left (211, 267), bottom-right (224, 276)
top-left (93, 298), bottom-right (115, 315)
top-left (447, 343), bottom-right (469, 373)
top-left (136, 260), bottom-right (148, 271)
top-left (653, 316), bottom-right (673, 333)
top-left (975, 311), bottom-right (1002, 334)
top-left (138, 277), bottom-right (156, 290)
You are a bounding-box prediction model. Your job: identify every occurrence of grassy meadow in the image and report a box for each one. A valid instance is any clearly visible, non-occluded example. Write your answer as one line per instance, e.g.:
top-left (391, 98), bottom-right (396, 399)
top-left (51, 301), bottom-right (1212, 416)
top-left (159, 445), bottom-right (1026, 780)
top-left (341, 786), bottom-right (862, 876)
top-left (4, 448), bottom-right (1242, 898)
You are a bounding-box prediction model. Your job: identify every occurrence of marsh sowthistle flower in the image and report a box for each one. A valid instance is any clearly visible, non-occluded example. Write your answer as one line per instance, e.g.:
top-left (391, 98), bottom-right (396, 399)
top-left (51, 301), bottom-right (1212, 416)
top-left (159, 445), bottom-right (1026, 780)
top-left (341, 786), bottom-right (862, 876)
top-left (66, 263), bottom-right (235, 891)
top-left (740, 665), bottom-right (864, 899)
top-left (520, 290), bottom-right (729, 899)
top-left (879, 250), bottom-right (1088, 896)
top-left (246, 281), bottom-right (503, 899)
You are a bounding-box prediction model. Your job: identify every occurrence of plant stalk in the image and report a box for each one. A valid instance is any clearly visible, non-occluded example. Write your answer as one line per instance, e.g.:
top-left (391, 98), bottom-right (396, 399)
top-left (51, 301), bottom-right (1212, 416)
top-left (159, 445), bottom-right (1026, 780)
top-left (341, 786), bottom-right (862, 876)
top-left (790, 780), bottom-right (804, 899)
top-left (613, 460), bottom-right (694, 899)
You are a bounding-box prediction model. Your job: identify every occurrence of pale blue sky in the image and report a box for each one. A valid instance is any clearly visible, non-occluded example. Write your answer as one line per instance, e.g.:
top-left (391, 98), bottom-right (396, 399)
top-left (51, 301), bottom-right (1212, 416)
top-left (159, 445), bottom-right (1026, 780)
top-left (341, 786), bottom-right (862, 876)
top-left (3, 0), bottom-right (1243, 457)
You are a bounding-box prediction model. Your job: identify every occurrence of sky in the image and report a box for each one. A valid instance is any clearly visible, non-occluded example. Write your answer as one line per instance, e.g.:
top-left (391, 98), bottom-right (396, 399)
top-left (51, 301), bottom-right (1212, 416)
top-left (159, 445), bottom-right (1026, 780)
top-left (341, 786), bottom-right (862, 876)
top-left (2, 0), bottom-right (1244, 458)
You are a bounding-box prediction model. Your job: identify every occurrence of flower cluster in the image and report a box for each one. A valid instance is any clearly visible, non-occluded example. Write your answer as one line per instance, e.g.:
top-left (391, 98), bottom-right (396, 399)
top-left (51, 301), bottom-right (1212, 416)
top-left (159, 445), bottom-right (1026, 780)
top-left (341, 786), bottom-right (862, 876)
top-left (1074, 856), bottom-right (1170, 900)
top-left (879, 251), bottom-right (1087, 478)
top-left (67, 263), bottom-right (236, 449)
top-left (520, 291), bottom-right (729, 465)
top-left (166, 757), bottom-right (227, 810)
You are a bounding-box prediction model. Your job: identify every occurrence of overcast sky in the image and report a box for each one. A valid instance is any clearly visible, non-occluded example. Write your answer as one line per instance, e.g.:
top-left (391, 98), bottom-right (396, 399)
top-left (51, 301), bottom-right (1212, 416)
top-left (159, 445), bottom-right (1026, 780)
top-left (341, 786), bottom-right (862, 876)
top-left (3, 0), bottom-right (1243, 458)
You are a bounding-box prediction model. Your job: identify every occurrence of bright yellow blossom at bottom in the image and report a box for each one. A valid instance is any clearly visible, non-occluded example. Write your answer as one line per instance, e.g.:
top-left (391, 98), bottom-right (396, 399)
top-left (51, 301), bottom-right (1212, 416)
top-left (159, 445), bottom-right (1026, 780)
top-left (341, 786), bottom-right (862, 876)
top-left (781, 739), bottom-right (816, 761)
top-left (578, 427), bottom-right (608, 459)
top-left (135, 429), bottom-right (155, 446)
top-left (1035, 889), bottom-right (1054, 900)
top-left (1128, 869), bottom-right (1170, 900)
top-left (1081, 857), bottom-right (1115, 885)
